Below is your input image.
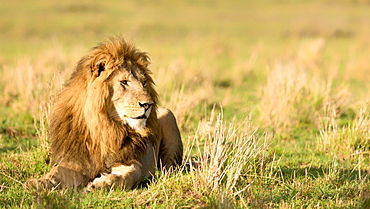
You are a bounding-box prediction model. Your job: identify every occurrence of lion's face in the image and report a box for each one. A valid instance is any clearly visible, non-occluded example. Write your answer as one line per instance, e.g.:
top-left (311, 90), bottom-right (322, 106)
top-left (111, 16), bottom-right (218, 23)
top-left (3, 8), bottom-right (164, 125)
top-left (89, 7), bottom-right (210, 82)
top-left (109, 65), bottom-right (154, 130)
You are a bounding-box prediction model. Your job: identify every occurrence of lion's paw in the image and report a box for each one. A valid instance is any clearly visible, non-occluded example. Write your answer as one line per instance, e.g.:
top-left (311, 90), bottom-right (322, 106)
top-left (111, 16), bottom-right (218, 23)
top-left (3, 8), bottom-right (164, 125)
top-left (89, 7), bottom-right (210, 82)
top-left (25, 178), bottom-right (58, 190)
top-left (84, 175), bottom-right (114, 192)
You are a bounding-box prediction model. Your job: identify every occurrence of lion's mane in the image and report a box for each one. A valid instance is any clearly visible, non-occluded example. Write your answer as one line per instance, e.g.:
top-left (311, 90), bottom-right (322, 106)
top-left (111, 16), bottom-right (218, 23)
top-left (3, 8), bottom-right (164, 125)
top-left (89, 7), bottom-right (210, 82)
top-left (49, 37), bottom-right (158, 182)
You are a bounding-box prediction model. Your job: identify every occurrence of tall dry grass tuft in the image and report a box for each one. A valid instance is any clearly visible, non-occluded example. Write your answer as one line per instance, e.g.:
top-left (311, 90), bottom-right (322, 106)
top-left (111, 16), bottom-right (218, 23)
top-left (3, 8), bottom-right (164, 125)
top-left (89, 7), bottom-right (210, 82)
top-left (189, 108), bottom-right (273, 205)
top-left (319, 100), bottom-right (370, 157)
top-left (259, 62), bottom-right (328, 133)
top-left (32, 91), bottom-right (53, 164)
top-left (258, 38), bottom-right (352, 135)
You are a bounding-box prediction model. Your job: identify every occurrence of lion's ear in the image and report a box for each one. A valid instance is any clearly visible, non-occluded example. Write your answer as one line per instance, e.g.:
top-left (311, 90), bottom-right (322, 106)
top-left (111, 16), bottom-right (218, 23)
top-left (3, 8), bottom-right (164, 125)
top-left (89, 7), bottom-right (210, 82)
top-left (92, 62), bottom-right (105, 77)
top-left (97, 63), bottom-right (105, 77)
top-left (137, 53), bottom-right (151, 68)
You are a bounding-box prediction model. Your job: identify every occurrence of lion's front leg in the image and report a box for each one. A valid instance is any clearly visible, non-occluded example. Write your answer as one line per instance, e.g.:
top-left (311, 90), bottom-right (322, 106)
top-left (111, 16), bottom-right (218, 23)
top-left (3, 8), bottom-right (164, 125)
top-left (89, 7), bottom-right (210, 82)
top-left (157, 107), bottom-right (183, 169)
top-left (86, 163), bottom-right (141, 191)
top-left (27, 165), bottom-right (89, 189)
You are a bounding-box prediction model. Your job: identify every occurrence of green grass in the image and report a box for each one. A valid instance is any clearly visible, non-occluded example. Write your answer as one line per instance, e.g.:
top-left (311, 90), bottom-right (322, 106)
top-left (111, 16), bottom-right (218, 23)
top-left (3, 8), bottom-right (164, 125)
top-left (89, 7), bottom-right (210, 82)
top-left (1, 0), bottom-right (370, 208)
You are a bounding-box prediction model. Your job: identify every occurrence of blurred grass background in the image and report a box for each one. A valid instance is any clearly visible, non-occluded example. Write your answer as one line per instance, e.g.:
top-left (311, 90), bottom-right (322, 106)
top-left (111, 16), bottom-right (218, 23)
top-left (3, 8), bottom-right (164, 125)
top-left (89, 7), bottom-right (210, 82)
top-left (1, 0), bottom-right (368, 118)
top-left (1, 0), bottom-right (369, 60)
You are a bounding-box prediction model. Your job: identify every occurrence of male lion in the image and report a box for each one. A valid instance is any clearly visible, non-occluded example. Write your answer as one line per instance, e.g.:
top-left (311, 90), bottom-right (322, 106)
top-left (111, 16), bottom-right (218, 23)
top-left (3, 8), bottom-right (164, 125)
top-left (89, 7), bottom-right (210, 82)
top-left (28, 37), bottom-right (183, 190)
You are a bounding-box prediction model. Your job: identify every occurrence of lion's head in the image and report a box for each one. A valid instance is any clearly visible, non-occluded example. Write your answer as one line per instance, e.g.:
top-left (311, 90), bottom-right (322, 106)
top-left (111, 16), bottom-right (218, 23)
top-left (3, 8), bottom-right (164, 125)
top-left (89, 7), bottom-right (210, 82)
top-left (83, 37), bottom-right (158, 131)
top-left (109, 64), bottom-right (155, 130)
top-left (49, 37), bottom-right (158, 177)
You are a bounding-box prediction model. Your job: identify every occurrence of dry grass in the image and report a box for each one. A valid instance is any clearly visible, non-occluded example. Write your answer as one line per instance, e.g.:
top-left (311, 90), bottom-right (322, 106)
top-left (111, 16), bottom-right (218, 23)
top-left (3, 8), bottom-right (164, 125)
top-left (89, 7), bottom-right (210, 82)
top-left (0, 45), bottom-right (80, 117)
top-left (319, 99), bottom-right (370, 157)
top-left (258, 38), bottom-right (353, 135)
top-left (193, 109), bottom-right (272, 194)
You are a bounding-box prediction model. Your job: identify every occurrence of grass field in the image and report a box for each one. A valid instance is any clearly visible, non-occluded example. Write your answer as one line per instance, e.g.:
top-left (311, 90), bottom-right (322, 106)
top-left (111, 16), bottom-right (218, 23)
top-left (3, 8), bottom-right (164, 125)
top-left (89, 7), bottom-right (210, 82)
top-left (1, 0), bottom-right (370, 208)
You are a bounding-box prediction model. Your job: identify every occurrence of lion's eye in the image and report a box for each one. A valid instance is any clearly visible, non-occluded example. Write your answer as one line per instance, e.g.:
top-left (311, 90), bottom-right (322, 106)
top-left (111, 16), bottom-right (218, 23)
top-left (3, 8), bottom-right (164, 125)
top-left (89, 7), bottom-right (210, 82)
top-left (120, 80), bottom-right (128, 86)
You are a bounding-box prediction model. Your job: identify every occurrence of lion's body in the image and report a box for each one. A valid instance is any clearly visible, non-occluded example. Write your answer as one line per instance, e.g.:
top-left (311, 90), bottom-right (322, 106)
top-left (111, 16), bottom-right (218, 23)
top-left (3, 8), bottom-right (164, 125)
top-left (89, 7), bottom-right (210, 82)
top-left (28, 37), bottom-right (183, 190)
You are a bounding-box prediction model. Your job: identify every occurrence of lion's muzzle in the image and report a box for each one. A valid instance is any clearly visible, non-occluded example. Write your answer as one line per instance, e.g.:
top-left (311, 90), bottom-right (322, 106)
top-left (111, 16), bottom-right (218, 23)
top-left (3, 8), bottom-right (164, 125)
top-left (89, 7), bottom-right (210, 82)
top-left (122, 102), bottom-right (153, 130)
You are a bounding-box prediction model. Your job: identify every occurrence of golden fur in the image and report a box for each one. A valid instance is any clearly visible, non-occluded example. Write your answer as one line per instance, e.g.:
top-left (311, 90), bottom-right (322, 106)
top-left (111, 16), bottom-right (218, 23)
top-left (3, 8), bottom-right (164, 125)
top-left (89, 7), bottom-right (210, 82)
top-left (28, 37), bottom-right (183, 190)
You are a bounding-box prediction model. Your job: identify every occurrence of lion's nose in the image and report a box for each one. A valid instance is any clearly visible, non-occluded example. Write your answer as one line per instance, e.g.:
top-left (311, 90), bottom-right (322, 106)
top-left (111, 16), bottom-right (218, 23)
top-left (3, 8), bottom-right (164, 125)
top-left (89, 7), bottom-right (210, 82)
top-left (139, 102), bottom-right (153, 111)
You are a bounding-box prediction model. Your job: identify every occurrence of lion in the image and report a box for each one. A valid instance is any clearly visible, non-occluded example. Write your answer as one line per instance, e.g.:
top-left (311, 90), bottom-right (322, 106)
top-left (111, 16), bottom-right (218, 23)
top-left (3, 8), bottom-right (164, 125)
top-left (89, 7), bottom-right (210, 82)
top-left (28, 37), bottom-right (183, 190)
